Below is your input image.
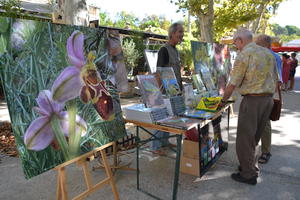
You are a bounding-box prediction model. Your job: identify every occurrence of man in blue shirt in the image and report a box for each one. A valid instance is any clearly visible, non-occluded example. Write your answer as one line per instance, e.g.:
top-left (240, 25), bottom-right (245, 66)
top-left (254, 34), bottom-right (282, 164)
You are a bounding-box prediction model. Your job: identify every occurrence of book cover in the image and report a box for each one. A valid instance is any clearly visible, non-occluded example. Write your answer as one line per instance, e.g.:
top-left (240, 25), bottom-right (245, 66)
top-left (181, 109), bottom-right (214, 119)
top-left (156, 116), bottom-right (199, 130)
top-left (137, 75), bottom-right (164, 108)
top-left (157, 67), bottom-right (181, 96)
top-left (196, 97), bottom-right (222, 112)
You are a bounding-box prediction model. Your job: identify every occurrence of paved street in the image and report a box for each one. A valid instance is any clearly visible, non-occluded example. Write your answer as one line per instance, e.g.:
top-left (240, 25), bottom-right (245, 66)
top-left (0, 71), bottom-right (299, 200)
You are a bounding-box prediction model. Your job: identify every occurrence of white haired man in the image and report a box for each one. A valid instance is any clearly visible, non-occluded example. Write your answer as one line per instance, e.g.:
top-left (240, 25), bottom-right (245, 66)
top-left (218, 29), bottom-right (278, 185)
top-left (151, 22), bottom-right (184, 155)
top-left (157, 21), bottom-right (184, 90)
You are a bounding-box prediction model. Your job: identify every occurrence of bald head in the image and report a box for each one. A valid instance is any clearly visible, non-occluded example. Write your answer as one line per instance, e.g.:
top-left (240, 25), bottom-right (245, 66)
top-left (233, 29), bottom-right (253, 51)
top-left (254, 34), bottom-right (272, 49)
top-left (233, 29), bottom-right (253, 42)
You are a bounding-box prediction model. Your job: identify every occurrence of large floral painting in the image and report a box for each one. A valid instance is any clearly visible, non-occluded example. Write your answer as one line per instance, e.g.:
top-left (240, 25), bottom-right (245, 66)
top-left (0, 17), bottom-right (126, 179)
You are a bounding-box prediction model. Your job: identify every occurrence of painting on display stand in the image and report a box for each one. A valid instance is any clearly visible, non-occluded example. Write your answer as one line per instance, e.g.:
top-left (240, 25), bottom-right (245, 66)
top-left (212, 43), bottom-right (232, 95)
top-left (157, 67), bottom-right (181, 96)
top-left (191, 41), bottom-right (233, 95)
top-left (0, 17), bottom-right (127, 179)
top-left (137, 74), bottom-right (164, 108)
top-left (192, 74), bottom-right (207, 94)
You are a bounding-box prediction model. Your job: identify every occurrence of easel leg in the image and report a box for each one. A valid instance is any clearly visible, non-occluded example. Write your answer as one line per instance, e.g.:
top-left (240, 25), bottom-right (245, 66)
top-left (56, 167), bottom-right (68, 200)
top-left (100, 149), bottom-right (120, 200)
top-left (113, 141), bottom-right (118, 174)
top-left (81, 161), bottom-right (93, 190)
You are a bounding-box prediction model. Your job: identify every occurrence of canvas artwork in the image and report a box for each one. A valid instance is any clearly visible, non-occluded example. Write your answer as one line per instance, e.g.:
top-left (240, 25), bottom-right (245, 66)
top-left (102, 29), bottom-right (129, 93)
top-left (191, 41), bottom-right (232, 95)
top-left (0, 17), bottom-right (126, 179)
top-left (199, 65), bottom-right (216, 91)
top-left (191, 41), bottom-right (216, 91)
top-left (144, 50), bottom-right (158, 73)
top-left (137, 74), bottom-right (164, 108)
top-left (212, 43), bottom-right (232, 95)
top-left (157, 67), bottom-right (181, 96)
top-left (192, 74), bottom-right (206, 94)
top-left (156, 116), bottom-right (199, 130)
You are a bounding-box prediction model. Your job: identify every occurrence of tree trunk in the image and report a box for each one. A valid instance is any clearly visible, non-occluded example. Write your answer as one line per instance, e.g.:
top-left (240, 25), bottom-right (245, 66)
top-left (251, 1), bottom-right (268, 34)
top-left (187, 11), bottom-right (191, 33)
top-left (63, 0), bottom-right (89, 26)
top-left (197, 0), bottom-right (214, 42)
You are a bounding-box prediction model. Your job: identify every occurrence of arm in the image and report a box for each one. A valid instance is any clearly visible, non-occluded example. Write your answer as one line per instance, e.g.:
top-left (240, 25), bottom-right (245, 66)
top-left (218, 53), bottom-right (247, 108)
top-left (156, 47), bottom-right (169, 67)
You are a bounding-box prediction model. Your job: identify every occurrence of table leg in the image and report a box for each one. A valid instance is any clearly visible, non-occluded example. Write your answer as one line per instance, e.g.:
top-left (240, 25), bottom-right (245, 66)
top-left (172, 134), bottom-right (182, 200)
top-left (136, 126), bottom-right (140, 190)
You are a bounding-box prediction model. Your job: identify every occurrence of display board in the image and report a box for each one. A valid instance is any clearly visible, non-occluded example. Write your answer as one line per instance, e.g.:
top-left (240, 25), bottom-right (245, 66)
top-left (144, 50), bottom-right (158, 73)
top-left (0, 17), bottom-right (126, 179)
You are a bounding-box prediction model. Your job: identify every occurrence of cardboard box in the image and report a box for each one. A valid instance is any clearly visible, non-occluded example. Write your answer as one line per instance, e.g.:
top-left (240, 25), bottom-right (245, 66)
top-left (182, 139), bottom-right (199, 159)
top-left (180, 156), bottom-right (200, 176)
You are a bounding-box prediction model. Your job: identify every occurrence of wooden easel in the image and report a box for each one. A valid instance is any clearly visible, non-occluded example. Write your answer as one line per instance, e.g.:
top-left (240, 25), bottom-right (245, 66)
top-left (55, 142), bottom-right (119, 200)
top-left (93, 141), bottom-right (136, 174)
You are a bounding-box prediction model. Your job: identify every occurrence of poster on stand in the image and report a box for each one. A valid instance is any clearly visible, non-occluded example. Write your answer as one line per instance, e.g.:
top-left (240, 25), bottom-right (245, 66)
top-left (144, 50), bottom-right (158, 73)
top-left (0, 17), bottom-right (126, 179)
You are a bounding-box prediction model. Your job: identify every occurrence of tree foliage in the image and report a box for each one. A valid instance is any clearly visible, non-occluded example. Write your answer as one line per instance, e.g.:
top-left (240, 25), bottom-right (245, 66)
top-left (171, 0), bottom-right (286, 42)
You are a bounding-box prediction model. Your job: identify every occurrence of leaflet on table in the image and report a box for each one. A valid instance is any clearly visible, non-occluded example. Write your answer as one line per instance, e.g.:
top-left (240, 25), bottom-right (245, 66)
top-left (156, 116), bottom-right (199, 130)
top-left (157, 67), bottom-right (181, 96)
top-left (180, 109), bottom-right (214, 120)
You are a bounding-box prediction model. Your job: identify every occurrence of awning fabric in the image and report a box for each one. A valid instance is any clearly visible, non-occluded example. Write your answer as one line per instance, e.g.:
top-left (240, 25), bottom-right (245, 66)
top-left (271, 46), bottom-right (300, 52)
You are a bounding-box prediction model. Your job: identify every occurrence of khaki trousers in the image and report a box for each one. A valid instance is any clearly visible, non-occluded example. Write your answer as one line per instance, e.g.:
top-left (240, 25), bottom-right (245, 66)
top-left (261, 120), bottom-right (271, 153)
top-left (236, 96), bottom-right (273, 179)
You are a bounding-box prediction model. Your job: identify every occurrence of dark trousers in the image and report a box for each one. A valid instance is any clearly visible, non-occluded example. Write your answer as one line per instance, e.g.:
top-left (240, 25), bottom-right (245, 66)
top-left (236, 96), bottom-right (273, 178)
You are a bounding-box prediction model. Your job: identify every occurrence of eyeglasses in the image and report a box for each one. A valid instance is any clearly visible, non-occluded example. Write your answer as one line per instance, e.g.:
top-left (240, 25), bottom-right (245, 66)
top-left (233, 37), bottom-right (241, 45)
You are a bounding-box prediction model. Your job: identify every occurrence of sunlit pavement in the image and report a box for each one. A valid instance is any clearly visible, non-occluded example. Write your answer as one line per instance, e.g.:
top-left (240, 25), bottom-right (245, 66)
top-left (0, 70), bottom-right (299, 200)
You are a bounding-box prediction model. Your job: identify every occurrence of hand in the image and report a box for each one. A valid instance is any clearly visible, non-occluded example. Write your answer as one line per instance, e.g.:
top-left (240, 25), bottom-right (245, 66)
top-left (217, 99), bottom-right (227, 110)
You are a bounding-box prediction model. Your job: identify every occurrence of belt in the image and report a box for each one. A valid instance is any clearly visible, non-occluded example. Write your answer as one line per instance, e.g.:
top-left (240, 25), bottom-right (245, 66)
top-left (242, 93), bottom-right (272, 97)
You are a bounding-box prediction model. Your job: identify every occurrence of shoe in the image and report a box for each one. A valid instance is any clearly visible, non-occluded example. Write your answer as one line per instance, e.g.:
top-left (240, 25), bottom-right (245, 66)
top-left (237, 165), bottom-right (259, 177)
top-left (231, 173), bottom-right (257, 185)
top-left (258, 152), bottom-right (271, 164)
top-left (238, 165), bottom-right (259, 172)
